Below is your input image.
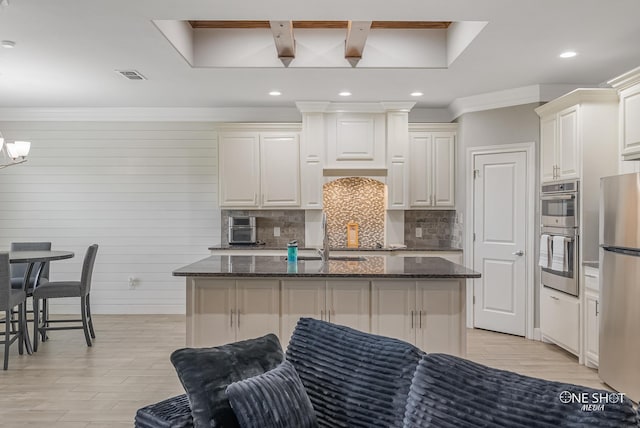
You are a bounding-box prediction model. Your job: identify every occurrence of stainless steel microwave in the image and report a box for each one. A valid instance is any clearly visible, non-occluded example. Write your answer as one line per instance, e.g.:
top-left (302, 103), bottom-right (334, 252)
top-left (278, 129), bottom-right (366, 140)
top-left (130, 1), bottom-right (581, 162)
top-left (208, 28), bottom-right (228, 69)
top-left (228, 216), bottom-right (257, 244)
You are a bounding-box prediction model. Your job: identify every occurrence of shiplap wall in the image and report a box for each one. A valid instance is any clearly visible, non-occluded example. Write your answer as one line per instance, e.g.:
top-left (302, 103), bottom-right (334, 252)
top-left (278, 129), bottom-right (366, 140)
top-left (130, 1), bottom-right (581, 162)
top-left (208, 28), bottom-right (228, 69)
top-left (0, 121), bottom-right (219, 314)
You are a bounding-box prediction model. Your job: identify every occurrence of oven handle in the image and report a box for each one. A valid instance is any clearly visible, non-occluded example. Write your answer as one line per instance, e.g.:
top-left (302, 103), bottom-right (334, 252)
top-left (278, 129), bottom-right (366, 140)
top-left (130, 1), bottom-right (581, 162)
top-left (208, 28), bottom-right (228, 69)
top-left (541, 194), bottom-right (575, 201)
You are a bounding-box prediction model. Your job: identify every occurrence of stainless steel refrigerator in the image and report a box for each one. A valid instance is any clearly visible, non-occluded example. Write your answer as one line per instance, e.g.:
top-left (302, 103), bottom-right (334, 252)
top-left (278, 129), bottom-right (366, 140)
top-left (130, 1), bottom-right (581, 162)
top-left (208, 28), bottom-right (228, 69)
top-left (599, 172), bottom-right (640, 402)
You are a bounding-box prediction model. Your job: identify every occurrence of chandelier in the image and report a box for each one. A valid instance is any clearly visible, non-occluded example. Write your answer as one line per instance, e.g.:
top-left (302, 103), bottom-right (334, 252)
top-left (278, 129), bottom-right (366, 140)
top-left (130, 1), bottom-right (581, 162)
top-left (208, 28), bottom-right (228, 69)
top-left (0, 132), bottom-right (31, 169)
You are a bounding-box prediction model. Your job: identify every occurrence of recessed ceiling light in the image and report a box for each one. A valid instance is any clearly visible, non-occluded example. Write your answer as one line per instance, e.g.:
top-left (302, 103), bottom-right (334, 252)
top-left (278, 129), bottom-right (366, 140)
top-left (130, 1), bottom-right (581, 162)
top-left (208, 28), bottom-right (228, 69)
top-left (411, 92), bottom-right (424, 97)
top-left (269, 91), bottom-right (282, 96)
top-left (559, 51), bottom-right (577, 58)
top-left (339, 91), bottom-right (352, 97)
top-left (1, 40), bottom-right (16, 49)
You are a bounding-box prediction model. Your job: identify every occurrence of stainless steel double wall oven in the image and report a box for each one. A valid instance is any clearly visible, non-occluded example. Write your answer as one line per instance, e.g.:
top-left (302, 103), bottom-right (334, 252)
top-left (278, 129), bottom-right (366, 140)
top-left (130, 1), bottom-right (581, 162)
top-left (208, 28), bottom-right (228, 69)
top-left (540, 180), bottom-right (579, 296)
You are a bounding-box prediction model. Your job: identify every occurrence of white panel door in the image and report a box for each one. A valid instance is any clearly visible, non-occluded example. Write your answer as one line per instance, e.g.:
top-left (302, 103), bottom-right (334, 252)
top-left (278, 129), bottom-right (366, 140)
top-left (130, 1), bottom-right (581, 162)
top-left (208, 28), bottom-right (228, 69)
top-left (557, 106), bottom-right (580, 180)
top-left (409, 133), bottom-right (433, 207)
top-left (236, 280), bottom-right (281, 343)
top-left (260, 133), bottom-right (300, 207)
top-left (432, 132), bottom-right (455, 207)
top-left (371, 281), bottom-right (415, 344)
top-left (281, 280), bottom-right (326, 346)
top-left (190, 280), bottom-right (236, 347)
top-left (218, 133), bottom-right (260, 206)
top-left (416, 281), bottom-right (463, 355)
top-left (334, 114), bottom-right (375, 160)
top-left (326, 280), bottom-right (370, 333)
top-left (473, 151), bottom-right (527, 336)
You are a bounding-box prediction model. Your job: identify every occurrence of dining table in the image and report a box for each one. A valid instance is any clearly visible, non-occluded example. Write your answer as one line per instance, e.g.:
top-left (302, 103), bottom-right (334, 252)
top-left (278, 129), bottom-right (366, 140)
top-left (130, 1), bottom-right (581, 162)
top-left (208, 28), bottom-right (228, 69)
top-left (8, 250), bottom-right (75, 354)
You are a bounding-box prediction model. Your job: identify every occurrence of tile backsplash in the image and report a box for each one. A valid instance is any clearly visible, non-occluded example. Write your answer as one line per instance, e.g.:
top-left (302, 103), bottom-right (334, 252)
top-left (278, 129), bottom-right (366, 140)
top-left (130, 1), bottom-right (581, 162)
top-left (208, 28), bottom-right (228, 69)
top-left (222, 210), bottom-right (305, 246)
top-left (404, 210), bottom-right (462, 248)
top-left (323, 177), bottom-right (386, 248)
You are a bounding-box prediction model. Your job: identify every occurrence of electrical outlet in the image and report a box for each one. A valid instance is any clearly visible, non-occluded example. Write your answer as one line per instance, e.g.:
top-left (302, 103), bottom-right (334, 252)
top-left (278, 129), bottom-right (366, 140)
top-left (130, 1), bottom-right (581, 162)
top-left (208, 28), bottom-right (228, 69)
top-left (415, 227), bottom-right (423, 238)
top-left (274, 226), bottom-right (280, 237)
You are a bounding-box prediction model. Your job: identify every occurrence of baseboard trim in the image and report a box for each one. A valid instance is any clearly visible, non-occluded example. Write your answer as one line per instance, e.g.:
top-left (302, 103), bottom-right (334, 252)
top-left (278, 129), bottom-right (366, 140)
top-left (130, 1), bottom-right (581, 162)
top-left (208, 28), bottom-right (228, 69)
top-left (533, 327), bottom-right (542, 341)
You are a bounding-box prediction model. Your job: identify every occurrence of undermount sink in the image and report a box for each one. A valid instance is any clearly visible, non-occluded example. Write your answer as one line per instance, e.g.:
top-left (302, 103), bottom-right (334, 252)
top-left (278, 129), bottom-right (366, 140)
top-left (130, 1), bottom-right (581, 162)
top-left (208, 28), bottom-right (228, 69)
top-left (283, 256), bottom-right (367, 262)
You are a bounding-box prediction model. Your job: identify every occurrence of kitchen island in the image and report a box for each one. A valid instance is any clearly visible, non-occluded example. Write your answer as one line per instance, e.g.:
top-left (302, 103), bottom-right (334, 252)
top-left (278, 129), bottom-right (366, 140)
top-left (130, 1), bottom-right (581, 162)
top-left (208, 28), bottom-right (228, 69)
top-left (174, 255), bottom-right (480, 356)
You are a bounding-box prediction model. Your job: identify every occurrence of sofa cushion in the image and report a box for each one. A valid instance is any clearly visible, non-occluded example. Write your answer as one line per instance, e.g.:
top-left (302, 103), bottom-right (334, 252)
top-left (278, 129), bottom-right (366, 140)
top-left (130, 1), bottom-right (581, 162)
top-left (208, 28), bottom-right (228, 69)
top-left (404, 353), bottom-right (640, 428)
top-left (170, 334), bottom-right (284, 428)
top-left (286, 318), bottom-right (424, 428)
top-left (226, 360), bottom-right (318, 428)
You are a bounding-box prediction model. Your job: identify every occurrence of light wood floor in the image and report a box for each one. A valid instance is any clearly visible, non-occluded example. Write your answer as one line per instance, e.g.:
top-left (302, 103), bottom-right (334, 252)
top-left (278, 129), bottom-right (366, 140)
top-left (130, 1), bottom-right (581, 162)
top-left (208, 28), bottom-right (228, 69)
top-left (0, 315), bottom-right (606, 427)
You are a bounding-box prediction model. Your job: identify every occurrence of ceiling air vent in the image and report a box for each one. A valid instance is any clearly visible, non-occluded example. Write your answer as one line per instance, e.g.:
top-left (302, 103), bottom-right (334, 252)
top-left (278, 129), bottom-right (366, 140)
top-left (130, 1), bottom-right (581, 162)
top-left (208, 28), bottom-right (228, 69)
top-left (115, 70), bottom-right (146, 80)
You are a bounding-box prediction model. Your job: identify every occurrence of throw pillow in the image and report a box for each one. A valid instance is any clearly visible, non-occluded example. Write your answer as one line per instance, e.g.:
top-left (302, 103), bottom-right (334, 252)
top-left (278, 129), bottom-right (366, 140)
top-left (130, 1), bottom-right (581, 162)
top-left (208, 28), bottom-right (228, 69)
top-left (170, 334), bottom-right (284, 428)
top-left (226, 360), bottom-right (318, 428)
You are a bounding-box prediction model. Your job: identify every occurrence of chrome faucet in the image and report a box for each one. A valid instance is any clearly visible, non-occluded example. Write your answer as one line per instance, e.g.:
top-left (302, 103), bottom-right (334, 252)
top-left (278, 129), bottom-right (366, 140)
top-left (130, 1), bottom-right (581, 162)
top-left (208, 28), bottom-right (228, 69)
top-left (317, 211), bottom-right (330, 262)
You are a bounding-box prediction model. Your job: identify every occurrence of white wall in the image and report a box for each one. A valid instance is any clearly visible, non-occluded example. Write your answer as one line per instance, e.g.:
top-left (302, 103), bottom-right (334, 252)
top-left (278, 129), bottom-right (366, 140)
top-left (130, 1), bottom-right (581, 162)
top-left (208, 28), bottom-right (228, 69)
top-left (0, 121), bottom-right (219, 314)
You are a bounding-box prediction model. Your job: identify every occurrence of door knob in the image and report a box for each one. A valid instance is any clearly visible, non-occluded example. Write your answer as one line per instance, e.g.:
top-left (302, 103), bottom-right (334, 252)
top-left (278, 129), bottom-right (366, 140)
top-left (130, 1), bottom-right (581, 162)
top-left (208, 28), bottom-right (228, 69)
top-left (512, 250), bottom-right (524, 256)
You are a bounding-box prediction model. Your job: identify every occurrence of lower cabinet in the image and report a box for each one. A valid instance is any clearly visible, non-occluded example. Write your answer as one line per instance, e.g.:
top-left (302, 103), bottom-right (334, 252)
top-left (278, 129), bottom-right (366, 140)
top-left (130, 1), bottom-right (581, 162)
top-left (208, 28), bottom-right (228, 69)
top-left (186, 279), bottom-right (281, 347)
top-left (583, 268), bottom-right (600, 368)
top-left (281, 280), bottom-right (370, 346)
top-left (370, 280), bottom-right (465, 355)
top-left (540, 286), bottom-right (580, 356)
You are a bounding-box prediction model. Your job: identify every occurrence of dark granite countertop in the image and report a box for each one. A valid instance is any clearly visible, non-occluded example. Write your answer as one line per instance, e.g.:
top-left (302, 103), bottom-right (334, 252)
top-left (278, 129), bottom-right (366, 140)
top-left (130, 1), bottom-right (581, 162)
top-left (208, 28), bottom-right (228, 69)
top-left (174, 255), bottom-right (479, 279)
top-left (208, 245), bottom-right (462, 252)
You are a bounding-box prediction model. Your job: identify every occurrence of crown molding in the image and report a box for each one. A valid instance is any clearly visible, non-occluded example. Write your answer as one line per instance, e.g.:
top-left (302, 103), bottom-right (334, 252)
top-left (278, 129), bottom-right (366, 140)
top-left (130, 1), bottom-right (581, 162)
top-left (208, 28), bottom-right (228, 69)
top-left (534, 88), bottom-right (618, 117)
top-left (0, 107), bottom-right (302, 122)
top-left (296, 101), bottom-right (415, 114)
top-left (447, 84), bottom-right (586, 120)
top-left (607, 65), bottom-right (640, 91)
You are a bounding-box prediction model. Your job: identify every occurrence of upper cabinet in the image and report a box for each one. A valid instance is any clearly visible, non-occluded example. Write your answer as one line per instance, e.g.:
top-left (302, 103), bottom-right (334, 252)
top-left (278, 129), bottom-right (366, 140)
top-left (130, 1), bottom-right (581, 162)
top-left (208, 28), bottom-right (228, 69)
top-left (218, 125), bottom-right (301, 208)
top-left (608, 66), bottom-right (640, 162)
top-left (535, 89), bottom-right (619, 184)
top-left (540, 106), bottom-right (579, 182)
top-left (408, 124), bottom-right (457, 209)
top-left (326, 113), bottom-right (386, 168)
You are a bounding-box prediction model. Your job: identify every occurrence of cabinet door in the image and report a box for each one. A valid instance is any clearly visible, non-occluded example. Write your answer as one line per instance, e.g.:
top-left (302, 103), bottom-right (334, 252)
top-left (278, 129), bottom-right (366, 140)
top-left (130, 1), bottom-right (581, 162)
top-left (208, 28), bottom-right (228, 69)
top-left (260, 133), bottom-right (300, 207)
top-left (540, 286), bottom-right (580, 355)
top-left (584, 291), bottom-right (599, 368)
top-left (236, 280), bottom-right (281, 343)
top-left (326, 280), bottom-right (370, 333)
top-left (219, 133), bottom-right (260, 206)
top-left (415, 281), bottom-right (464, 355)
top-left (540, 115), bottom-right (557, 182)
top-left (371, 281), bottom-right (416, 344)
top-left (557, 106), bottom-right (580, 180)
top-left (281, 280), bottom-right (326, 346)
top-left (409, 133), bottom-right (433, 207)
top-left (432, 132), bottom-right (455, 207)
top-left (620, 85), bottom-right (640, 159)
top-left (187, 279), bottom-right (236, 347)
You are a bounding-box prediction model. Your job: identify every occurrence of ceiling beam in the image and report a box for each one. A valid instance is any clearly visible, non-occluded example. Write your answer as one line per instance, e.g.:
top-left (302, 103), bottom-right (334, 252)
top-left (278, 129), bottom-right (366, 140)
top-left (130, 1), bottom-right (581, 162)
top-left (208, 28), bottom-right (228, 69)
top-left (189, 20), bottom-right (452, 30)
top-left (269, 21), bottom-right (296, 67)
top-left (345, 21), bottom-right (372, 67)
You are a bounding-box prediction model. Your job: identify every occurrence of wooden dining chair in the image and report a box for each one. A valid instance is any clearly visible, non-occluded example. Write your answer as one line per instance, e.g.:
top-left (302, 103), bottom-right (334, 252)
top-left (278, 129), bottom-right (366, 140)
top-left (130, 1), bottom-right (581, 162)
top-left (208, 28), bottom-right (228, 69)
top-left (0, 252), bottom-right (27, 370)
top-left (33, 244), bottom-right (98, 351)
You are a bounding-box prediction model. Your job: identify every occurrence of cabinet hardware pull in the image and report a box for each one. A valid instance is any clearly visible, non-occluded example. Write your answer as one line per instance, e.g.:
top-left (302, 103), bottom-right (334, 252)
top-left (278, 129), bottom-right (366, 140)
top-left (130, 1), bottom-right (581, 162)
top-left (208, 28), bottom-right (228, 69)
top-left (419, 310), bottom-right (422, 328)
top-left (585, 274), bottom-right (598, 278)
top-left (411, 310), bottom-right (414, 328)
top-left (237, 310), bottom-right (240, 328)
top-left (595, 300), bottom-right (599, 316)
top-left (328, 309), bottom-right (331, 323)
top-left (320, 310), bottom-right (324, 320)
top-left (230, 309), bottom-right (234, 327)
top-left (550, 295), bottom-right (559, 301)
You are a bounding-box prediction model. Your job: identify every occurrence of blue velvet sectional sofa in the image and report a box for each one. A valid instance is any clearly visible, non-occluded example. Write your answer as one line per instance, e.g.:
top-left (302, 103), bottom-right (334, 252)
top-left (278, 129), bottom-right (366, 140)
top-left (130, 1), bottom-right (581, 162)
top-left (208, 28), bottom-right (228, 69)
top-left (136, 318), bottom-right (639, 428)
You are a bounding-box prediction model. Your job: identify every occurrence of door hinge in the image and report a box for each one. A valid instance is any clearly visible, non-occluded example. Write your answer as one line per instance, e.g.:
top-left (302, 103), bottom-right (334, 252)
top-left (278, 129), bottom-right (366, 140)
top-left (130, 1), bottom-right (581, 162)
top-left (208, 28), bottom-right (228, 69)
top-left (473, 232), bottom-right (476, 242)
top-left (473, 295), bottom-right (476, 305)
top-left (473, 169), bottom-right (479, 179)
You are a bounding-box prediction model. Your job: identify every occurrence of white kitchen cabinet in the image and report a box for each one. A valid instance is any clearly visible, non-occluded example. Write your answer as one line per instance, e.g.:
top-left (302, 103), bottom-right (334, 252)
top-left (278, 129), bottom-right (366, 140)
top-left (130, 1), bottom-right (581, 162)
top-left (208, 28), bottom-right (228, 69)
top-left (281, 280), bottom-right (370, 346)
top-left (371, 280), bottom-right (465, 354)
top-left (540, 286), bottom-right (580, 356)
top-left (583, 267), bottom-right (599, 368)
top-left (326, 113), bottom-right (386, 168)
top-left (535, 89), bottom-right (619, 184)
top-left (218, 127), bottom-right (301, 208)
top-left (608, 66), bottom-right (640, 161)
top-left (219, 132), bottom-right (260, 206)
top-left (408, 129), bottom-right (456, 208)
top-left (260, 133), bottom-right (300, 206)
top-left (187, 279), bottom-right (280, 347)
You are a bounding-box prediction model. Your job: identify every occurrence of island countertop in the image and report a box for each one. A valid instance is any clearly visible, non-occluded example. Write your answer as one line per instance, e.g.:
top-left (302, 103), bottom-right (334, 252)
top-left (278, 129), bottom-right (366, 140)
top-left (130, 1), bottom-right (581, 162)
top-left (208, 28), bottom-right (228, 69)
top-left (173, 255), bottom-right (480, 279)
